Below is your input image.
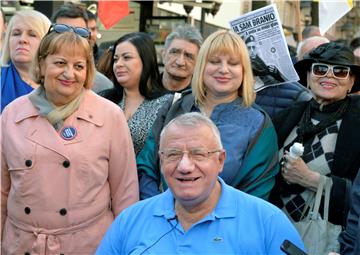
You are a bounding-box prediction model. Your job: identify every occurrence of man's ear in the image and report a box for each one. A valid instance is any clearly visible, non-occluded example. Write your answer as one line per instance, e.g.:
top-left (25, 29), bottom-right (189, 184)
top-left (218, 150), bottom-right (226, 174)
top-left (158, 151), bottom-right (163, 164)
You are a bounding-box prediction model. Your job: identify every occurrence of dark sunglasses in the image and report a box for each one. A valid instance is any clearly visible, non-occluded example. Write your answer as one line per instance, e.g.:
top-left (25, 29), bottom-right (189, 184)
top-left (311, 63), bottom-right (351, 79)
top-left (47, 24), bottom-right (90, 39)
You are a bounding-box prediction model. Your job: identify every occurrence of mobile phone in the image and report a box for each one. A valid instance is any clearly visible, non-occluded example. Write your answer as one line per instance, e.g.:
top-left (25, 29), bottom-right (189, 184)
top-left (280, 239), bottom-right (307, 255)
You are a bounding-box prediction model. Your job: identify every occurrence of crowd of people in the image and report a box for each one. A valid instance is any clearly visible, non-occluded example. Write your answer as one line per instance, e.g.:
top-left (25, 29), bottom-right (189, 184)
top-left (1, 2), bottom-right (360, 255)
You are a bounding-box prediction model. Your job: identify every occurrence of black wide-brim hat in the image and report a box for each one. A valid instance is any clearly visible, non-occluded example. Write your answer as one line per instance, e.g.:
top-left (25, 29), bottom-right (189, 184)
top-left (294, 42), bottom-right (360, 93)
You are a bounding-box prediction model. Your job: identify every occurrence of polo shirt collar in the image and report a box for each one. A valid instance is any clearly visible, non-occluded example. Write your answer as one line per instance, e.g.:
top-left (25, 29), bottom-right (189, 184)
top-left (212, 177), bottom-right (237, 219)
top-left (153, 189), bottom-right (176, 220)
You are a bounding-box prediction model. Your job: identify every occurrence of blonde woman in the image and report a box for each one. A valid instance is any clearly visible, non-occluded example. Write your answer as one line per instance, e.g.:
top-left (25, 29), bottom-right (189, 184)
top-left (137, 30), bottom-right (279, 200)
top-left (1, 10), bottom-right (50, 112)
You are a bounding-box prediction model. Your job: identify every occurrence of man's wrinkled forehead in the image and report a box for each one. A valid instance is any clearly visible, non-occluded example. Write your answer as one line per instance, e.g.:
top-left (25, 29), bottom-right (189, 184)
top-left (167, 39), bottom-right (198, 52)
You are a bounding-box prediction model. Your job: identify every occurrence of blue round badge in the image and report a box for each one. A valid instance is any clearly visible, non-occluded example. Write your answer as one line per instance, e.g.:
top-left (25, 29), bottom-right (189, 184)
top-left (60, 127), bottom-right (77, 141)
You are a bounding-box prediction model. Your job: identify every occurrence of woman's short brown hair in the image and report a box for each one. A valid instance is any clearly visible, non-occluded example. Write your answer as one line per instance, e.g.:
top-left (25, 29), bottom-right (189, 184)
top-left (31, 30), bottom-right (95, 89)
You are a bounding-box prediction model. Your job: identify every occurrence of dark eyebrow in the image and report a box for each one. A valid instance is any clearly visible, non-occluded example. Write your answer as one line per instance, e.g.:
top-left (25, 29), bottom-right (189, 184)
top-left (169, 48), bottom-right (182, 52)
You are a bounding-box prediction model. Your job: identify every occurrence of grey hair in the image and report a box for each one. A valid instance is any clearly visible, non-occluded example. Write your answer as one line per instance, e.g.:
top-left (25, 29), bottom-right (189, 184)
top-left (296, 36), bottom-right (329, 60)
top-left (159, 112), bottom-right (223, 150)
top-left (164, 24), bottom-right (203, 50)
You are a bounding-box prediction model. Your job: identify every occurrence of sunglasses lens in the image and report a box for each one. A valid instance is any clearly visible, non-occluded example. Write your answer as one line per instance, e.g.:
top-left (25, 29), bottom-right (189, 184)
top-left (53, 24), bottom-right (70, 33)
top-left (49, 24), bottom-right (90, 39)
top-left (312, 64), bottom-right (328, 76)
top-left (333, 66), bottom-right (350, 78)
top-left (312, 64), bottom-right (350, 79)
top-left (74, 27), bottom-right (90, 39)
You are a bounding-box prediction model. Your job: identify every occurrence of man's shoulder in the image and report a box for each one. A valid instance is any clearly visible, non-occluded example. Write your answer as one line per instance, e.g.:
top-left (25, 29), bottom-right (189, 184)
top-left (83, 90), bottom-right (119, 110)
top-left (173, 89), bottom-right (194, 108)
top-left (255, 81), bottom-right (312, 117)
top-left (257, 81), bottom-right (311, 101)
top-left (279, 81), bottom-right (312, 101)
top-left (93, 71), bottom-right (114, 93)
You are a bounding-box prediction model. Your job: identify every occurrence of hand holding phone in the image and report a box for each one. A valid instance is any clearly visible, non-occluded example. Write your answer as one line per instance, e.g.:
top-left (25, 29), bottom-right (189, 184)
top-left (280, 240), bottom-right (307, 255)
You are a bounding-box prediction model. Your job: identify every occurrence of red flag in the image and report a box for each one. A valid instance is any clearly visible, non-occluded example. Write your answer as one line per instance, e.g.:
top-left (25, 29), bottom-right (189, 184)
top-left (98, 0), bottom-right (129, 29)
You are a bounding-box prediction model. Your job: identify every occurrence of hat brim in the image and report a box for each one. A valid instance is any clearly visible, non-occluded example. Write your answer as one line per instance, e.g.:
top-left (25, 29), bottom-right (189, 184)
top-left (294, 59), bottom-right (360, 93)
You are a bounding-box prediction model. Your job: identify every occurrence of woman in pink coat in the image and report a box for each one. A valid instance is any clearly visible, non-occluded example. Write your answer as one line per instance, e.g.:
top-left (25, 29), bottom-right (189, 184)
top-left (1, 24), bottom-right (139, 255)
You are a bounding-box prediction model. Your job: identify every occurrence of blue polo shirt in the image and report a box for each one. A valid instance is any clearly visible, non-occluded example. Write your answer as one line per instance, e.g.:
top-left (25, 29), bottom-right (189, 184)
top-left (96, 178), bottom-right (305, 254)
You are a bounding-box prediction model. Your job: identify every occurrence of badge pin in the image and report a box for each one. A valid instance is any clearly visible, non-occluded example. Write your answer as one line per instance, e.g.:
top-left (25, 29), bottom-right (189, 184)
top-left (60, 126), bottom-right (77, 141)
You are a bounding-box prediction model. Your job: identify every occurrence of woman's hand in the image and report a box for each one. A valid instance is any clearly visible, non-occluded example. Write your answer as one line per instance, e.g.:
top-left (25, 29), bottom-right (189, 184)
top-left (281, 150), bottom-right (321, 191)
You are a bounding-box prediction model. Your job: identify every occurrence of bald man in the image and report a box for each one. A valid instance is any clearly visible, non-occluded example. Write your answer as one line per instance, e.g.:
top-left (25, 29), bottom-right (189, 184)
top-left (297, 36), bottom-right (330, 61)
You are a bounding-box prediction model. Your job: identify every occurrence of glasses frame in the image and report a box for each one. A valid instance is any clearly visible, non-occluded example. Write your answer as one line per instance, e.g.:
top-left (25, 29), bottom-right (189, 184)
top-left (311, 63), bottom-right (351, 80)
top-left (47, 24), bottom-right (91, 39)
top-left (159, 148), bottom-right (222, 163)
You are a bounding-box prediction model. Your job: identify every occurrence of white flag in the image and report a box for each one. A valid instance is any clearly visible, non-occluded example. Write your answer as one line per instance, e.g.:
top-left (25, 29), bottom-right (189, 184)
top-left (319, 0), bottom-right (353, 35)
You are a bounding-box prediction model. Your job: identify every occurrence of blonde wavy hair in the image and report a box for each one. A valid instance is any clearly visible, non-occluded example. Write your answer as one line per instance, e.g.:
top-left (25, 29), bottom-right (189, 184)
top-left (31, 30), bottom-right (95, 89)
top-left (192, 30), bottom-right (255, 107)
top-left (1, 10), bottom-right (51, 66)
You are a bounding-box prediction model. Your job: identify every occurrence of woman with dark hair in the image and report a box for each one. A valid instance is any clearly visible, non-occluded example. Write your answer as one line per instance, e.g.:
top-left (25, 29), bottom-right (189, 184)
top-left (100, 32), bottom-right (171, 154)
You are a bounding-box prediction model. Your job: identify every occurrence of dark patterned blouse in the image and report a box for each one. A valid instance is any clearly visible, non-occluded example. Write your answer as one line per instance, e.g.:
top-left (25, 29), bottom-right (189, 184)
top-left (119, 94), bottom-right (172, 155)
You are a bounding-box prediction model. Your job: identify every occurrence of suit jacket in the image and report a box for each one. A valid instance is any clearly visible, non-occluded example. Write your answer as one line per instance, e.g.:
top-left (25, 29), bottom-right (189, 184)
top-left (1, 89), bottom-right (139, 254)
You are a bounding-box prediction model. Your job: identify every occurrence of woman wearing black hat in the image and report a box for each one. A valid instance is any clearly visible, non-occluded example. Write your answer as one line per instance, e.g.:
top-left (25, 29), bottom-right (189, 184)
top-left (269, 42), bottom-right (360, 228)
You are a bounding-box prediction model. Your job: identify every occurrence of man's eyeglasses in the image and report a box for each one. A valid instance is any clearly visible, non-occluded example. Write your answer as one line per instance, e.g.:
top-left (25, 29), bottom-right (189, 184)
top-left (311, 63), bottom-right (351, 79)
top-left (47, 24), bottom-right (91, 39)
top-left (160, 148), bottom-right (222, 162)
